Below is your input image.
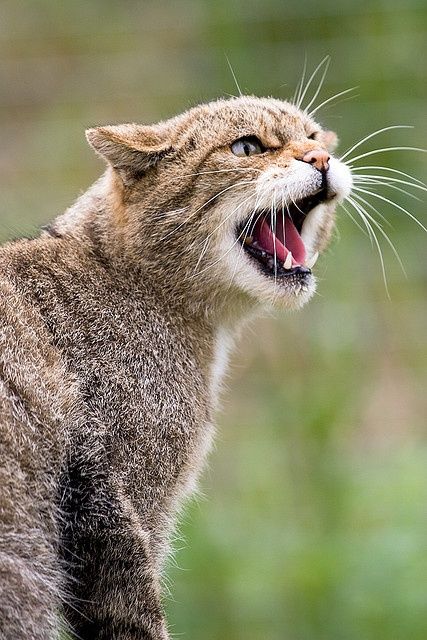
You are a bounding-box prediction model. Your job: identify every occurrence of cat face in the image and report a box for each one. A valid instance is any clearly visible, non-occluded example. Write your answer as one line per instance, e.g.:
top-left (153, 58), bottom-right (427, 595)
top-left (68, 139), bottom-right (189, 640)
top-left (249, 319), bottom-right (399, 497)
top-left (87, 96), bottom-right (352, 311)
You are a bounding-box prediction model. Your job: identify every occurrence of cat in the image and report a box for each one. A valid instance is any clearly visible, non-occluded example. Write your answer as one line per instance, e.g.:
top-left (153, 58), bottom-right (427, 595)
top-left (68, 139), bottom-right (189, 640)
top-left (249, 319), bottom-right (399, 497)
top-left (0, 95), bottom-right (352, 639)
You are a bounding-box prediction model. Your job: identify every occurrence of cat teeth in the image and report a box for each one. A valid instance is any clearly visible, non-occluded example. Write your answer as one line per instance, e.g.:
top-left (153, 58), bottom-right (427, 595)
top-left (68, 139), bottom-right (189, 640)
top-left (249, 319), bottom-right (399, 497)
top-left (305, 251), bottom-right (319, 269)
top-left (244, 236), bottom-right (253, 245)
top-left (283, 252), bottom-right (293, 270)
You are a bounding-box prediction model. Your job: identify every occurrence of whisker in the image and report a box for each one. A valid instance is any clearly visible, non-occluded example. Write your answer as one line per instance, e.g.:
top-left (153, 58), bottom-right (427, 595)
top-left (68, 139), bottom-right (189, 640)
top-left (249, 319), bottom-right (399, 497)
top-left (178, 167), bottom-right (261, 179)
top-left (226, 220), bottom-right (254, 291)
top-left (303, 57), bottom-right (331, 114)
top-left (226, 190), bottom-right (264, 291)
top-left (349, 194), bottom-right (407, 275)
top-left (340, 202), bottom-right (373, 239)
top-left (192, 236), bottom-right (211, 276)
top-left (272, 188), bottom-right (278, 282)
top-left (281, 189), bottom-right (286, 259)
top-left (195, 190), bottom-right (257, 248)
top-left (160, 179), bottom-right (255, 242)
top-left (352, 180), bottom-right (421, 202)
top-left (297, 56), bottom-right (330, 110)
top-left (193, 182), bottom-right (273, 284)
top-left (225, 54), bottom-right (242, 96)
top-left (351, 187), bottom-right (427, 233)
top-left (247, 183), bottom-right (273, 238)
top-left (339, 125), bottom-right (413, 162)
top-left (293, 54), bottom-right (307, 106)
top-left (353, 174), bottom-right (427, 194)
top-left (349, 190), bottom-right (394, 229)
top-left (188, 211), bottom-right (258, 281)
top-left (159, 206), bottom-right (188, 219)
top-left (346, 196), bottom-right (390, 297)
top-left (285, 187), bottom-right (304, 221)
top-left (345, 146), bottom-right (427, 166)
top-left (350, 165), bottom-right (427, 187)
top-left (308, 87), bottom-right (357, 117)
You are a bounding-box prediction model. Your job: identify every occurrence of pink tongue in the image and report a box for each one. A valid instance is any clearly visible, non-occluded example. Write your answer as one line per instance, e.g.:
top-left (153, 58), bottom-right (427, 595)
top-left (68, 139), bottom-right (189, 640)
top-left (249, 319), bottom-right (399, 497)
top-left (284, 215), bottom-right (306, 264)
top-left (258, 216), bottom-right (306, 265)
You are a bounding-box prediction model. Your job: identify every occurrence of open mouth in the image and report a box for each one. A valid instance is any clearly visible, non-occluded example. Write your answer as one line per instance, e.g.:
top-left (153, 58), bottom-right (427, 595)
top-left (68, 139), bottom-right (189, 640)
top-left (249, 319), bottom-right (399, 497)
top-left (237, 188), bottom-right (328, 278)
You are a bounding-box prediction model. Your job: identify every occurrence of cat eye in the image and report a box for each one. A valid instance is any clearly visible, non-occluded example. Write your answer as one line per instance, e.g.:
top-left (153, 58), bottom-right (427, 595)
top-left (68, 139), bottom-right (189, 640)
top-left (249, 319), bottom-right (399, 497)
top-left (231, 136), bottom-right (265, 157)
top-left (307, 132), bottom-right (319, 140)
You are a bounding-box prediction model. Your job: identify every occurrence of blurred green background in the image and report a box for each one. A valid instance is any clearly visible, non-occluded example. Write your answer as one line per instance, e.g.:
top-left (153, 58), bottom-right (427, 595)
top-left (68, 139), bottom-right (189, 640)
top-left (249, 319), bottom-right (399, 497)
top-left (1, 1), bottom-right (426, 639)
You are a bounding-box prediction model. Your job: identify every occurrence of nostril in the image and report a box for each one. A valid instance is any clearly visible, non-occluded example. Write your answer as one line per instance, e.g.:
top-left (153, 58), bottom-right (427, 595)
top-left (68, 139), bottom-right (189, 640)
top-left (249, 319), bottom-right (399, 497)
top-left (301, 149), bottom-right (330, 172)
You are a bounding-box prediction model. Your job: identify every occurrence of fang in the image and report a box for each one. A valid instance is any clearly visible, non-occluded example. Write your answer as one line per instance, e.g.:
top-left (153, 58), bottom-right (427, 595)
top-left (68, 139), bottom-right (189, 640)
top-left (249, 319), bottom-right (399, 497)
top-left (305, 251), bottom-right (319, 269)
top-left (283, 252), bottom-right (293, 270)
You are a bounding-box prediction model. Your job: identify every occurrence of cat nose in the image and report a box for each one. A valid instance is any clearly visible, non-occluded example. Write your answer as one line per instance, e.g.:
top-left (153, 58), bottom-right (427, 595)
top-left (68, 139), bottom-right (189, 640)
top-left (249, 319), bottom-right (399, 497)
top-left (301, 149), bottom-right (330, 172)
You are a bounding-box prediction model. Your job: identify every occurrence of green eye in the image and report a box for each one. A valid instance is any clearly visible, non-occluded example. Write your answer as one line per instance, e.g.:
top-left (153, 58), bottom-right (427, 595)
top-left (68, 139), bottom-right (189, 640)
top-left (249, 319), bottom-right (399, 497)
top-left (231, 136), bottom-right (264, 157)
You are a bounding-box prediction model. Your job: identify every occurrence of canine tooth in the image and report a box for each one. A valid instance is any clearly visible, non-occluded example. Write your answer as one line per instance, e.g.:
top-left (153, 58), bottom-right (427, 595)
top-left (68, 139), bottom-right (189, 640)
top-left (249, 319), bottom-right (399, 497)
top-left (305, 251), bottom-right (319, 269)
top-left (283, 252), bottom-right (293, 270)
top-left (244, 236), bottom-right (253, 245)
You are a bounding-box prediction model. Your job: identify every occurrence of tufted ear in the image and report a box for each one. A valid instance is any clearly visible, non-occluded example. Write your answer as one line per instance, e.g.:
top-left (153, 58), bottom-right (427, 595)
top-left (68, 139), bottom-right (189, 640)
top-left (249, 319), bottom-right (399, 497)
top-left (319, 130), bottom-right (338, 153)
top-left (85, 123), bottom-right (174, 178)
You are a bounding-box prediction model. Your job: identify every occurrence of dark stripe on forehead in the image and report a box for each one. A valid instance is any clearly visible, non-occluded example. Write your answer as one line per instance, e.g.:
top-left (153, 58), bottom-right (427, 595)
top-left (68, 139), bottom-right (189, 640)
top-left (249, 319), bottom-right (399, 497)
top-left (261, 105), bottom-right (284, 122)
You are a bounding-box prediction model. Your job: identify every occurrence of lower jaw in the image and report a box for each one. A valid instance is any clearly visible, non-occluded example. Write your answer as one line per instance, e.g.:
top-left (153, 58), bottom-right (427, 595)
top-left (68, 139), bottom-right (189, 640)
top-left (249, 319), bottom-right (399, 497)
top-left (248, 262), bottom-right (315, 305)
top-left (243, 244), bottom-right (312, 278)
top-left (241, 243), bottom-right (314, 286)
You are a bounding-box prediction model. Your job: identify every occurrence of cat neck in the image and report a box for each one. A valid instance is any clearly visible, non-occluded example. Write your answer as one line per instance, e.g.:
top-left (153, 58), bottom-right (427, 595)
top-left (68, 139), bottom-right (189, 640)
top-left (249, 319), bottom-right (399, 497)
top-left (49, 170), bottom-right (257, 329)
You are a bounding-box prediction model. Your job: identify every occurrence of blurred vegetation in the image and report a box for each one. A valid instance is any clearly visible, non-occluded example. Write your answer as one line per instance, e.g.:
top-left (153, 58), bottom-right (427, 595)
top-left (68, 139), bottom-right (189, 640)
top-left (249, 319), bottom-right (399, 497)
top-left (1, 1), bottom-right (426, 639)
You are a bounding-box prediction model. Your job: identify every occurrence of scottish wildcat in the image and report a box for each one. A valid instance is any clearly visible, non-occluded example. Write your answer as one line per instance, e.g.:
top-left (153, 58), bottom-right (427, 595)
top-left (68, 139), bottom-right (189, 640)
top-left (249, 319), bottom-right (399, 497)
top-left (0, 96), bottom-right (352, 639)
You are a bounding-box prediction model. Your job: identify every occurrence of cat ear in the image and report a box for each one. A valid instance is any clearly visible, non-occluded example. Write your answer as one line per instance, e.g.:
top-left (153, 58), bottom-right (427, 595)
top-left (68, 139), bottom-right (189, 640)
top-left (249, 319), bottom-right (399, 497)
top-left (320, 130), bottom-right (338, 153)
top-left (85, 123), bottom-right (174, 177)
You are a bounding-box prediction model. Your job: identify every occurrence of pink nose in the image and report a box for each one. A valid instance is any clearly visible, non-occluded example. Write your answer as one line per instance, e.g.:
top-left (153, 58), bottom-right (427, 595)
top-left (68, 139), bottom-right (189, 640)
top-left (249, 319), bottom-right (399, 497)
top-left (301, 149), bottom-right (330, 172)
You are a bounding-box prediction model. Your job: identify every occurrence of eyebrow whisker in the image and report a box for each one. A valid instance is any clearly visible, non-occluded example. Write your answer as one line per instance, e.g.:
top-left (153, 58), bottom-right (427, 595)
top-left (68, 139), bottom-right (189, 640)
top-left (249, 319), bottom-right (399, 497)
top-left (297, 56), bottom-right (330, 110)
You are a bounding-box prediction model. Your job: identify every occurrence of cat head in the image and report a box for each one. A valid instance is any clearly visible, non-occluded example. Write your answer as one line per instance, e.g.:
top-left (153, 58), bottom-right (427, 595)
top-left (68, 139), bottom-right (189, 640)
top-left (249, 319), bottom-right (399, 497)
top-left (86, 96), bottom-right (352, 314)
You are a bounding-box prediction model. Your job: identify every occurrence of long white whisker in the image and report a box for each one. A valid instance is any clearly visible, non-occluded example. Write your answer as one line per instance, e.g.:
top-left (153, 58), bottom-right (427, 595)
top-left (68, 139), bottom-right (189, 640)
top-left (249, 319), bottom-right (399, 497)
top-left (272, 188), bottom-right (278, 283)
top-left (293, 54), bottom-right (307, 105)
top-left (189, 202), bottom-right (268, 282)
top-left (352, 187), bottom-right (427, 233)
top-left (349, 194), bottom-right (407, 275)
top-left (340, 202), bottom-right (372, 239)
top-left (345, 146), bottom-right (427, 166)
top-left (303, 57), bottom-right (331, 113)
top-left (179, 168), bottom-right (261, 179)
top-left (188, 233), bottom-right (247, 280)
top-left (350, 165), bottom-right (427, 187)
top-left (297, 56), bottom-right (330, 109)
top-left (339, 126), bottom-right (413, 162)
top-left (353, 174), bottom-right (427, 195)
top-left (281, 189), bottom-right (286, 258)
top-left (285, 187), bottom-right (305, 222)
top-left (309, 87), bottom-right (357, 116)
top-left (161, 180), bottom-right (255, 241)
top-left (346, 196), bottom-right (390, 298)
top-left (353, 180), bottom-right (421, 202)
top-left (226, 189), bottom-right (264, 291)
top-left (349, 190), bottom-right (393, 229)
top-left (195, 182), bottom-right (273, 284)
top-left (195, 191), bottom-right (257, 247)
top-left (226, 217), bottom-right (255, 291)
top-left (225, 54), bottom-right (242, 96)
top-left (193, 236), bottom-right (211, 276)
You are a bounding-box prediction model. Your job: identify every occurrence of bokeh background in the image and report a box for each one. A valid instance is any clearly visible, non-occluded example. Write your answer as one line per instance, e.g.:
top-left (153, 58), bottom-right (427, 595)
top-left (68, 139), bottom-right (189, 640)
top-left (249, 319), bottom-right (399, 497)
top-left (1, 1), bottom-right (426, 639)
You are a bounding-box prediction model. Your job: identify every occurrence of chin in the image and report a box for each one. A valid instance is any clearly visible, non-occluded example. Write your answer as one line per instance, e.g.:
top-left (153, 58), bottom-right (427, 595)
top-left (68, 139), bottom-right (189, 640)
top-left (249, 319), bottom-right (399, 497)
top-left (228, 257), bottom-right (317, 311)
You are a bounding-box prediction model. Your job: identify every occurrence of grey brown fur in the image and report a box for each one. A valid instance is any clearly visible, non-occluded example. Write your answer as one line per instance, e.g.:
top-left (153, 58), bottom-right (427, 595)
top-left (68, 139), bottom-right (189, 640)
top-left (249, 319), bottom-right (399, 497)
top-left (0, 96), bottom-right (350, 638)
